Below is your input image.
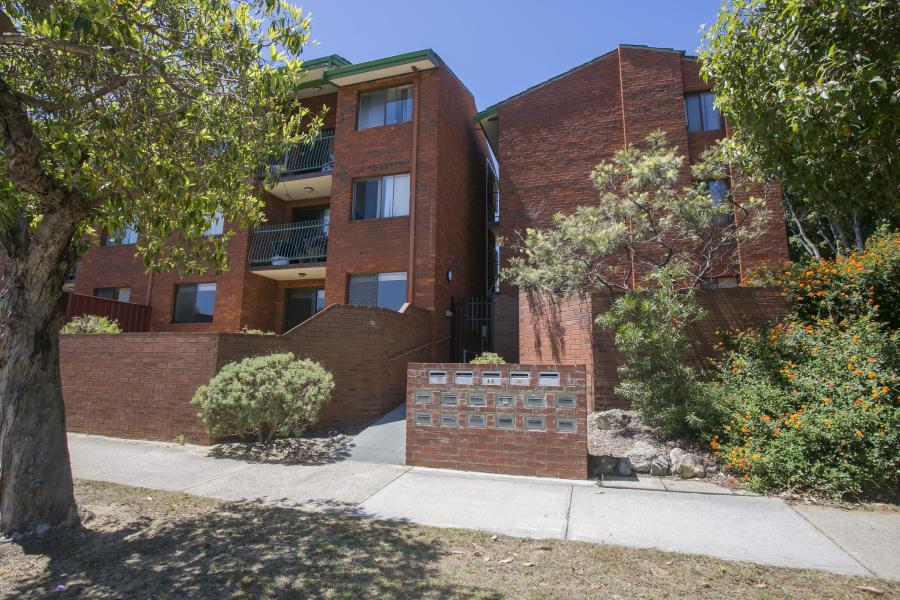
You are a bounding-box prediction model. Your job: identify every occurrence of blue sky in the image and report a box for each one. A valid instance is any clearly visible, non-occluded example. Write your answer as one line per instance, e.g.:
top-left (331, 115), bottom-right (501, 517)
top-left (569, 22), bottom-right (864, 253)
top-left (297, 0), bottom-right (724, 110)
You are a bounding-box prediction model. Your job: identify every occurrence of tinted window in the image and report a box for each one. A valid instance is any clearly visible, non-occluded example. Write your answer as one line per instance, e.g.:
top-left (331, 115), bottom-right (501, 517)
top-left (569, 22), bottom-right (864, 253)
top-left (173, 283), bottom-right (216, 323)
top-left (685, 92), bottom-right (722, 132)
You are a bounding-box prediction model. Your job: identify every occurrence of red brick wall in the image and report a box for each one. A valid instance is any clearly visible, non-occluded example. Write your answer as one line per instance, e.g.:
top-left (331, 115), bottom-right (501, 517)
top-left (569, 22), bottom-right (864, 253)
top-left (215, 303), bottom-right (433, 426)
top-left (489, 46), bottom-right (790, 359)
top-left (60, 303), bottom-right (434, 443)
top-left (519, 287), bottom-right (790, 411)
top-left (61, 333), bottom-right (217, 443)
top-left (406, 363), bottom-right (588, 479)
top-left (72, 223), bottom-right (252, 333)
top-left (69, 64), bottom-right (487, 354)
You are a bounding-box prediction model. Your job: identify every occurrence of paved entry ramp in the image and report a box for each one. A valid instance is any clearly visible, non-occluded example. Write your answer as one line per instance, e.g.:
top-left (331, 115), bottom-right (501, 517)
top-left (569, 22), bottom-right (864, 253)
top-left (346, 403), bottom-right (407, 465)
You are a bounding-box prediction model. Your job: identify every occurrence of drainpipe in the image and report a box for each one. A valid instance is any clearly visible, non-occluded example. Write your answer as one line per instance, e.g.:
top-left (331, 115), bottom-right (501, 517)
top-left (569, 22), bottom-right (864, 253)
top-left (407, 69), bottom-right (420, 304)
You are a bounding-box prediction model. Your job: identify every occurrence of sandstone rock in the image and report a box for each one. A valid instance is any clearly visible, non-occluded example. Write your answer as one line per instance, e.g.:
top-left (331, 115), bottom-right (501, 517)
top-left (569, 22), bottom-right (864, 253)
top-left (589, 455), bottom-right (618, 477)
top-left (650, 455), bottom-right (669, 476)
top-left (626, 441), bottom-right (658, 474)
top-left (670, 448), bottom-right (705, 479)
top-left (615, 457), bottom-right (633, 476)
top-left (593, 409), bottom-right (632, 431)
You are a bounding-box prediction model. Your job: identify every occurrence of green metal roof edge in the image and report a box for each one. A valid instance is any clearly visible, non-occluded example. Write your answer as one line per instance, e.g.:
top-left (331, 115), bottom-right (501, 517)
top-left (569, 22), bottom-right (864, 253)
top-left (474, 44), bottom-right (693, 124)
top-left (324, 49), bottom-right (439, 82)
top-left (303, 54), bottom-right (352, 70)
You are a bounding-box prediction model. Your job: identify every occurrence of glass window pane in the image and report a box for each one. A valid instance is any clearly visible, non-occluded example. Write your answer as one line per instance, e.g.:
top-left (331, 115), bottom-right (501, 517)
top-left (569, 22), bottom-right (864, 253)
top-left (173, 285), bottom-right (197, 323)
top-left (382, 174), bottom-right (410, 217)
top-left (203, 212), bottom-right (224, 237)
top-left (385, 85), bottom-right (413, 125)
top-left (353, 179), bottom-right (380, 220)
top-left (376, 272), bottom-right (407, 311)
top-left (315, 288), bottom-right (325, 312)
top-left (95, 288), bottom-right (116, 300)
top-left (707, 179), bottom-right (729, 206)
top-left (118, 288), bottom-right (131, 302)
top-left (685, 94), bottom-right (702, 132)
top-left (194, 283), bottom-right (216, 322)
top-left (358, 89), bottom-right (386, 129)
top-left (700, 92), bottom-right (722, 131)
top-left (348, 274), bottom-right (378, 307)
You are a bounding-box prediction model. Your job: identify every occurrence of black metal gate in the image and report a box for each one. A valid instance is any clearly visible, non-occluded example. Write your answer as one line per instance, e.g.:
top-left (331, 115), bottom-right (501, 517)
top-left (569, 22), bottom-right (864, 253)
top-left (450, 296), bottom-right (493, 362)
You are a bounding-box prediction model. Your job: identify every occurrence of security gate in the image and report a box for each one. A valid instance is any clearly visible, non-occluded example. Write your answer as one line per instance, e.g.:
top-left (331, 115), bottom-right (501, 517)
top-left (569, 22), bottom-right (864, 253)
top-left (449, 296), bottom-right (493, 362)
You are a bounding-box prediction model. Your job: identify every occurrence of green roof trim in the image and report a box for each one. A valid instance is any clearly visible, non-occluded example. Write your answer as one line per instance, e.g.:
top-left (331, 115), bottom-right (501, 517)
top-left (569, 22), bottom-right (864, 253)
top-left (324, 49), bottom-right (441, 82)
top-left (302, 54), bottom-right (352, 70)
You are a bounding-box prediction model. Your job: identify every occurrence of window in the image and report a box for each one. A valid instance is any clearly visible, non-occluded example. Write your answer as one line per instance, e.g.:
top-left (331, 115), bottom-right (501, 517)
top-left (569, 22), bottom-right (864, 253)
top-left (353, 174), bottom-right (410, 220)
top-left (348, 272), bottom-right (407, 311)
top-left (202, 212), bottom-right (225, 237)
top-left (172, 283), bottom-right (216, 323)
top-left (358, 85), bottom-right (413, 129)
top-left (707, 179), bottom-right (734, 225)
top-left (102, 224), bottom-right (138, 246)
top-left (94, 287), bottom-right (131, 302)
top-left (706, 180), bottom-right (729, 207)
top-left (685, 92), bottom-right (722, 132)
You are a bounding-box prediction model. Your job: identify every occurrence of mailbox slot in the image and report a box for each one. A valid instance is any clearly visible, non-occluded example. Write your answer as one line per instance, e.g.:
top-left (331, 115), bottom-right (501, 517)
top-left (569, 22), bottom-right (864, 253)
top-left (454, 371), bottom-right (474, 385)
top-left (428, 371), bottom-right (447, 384)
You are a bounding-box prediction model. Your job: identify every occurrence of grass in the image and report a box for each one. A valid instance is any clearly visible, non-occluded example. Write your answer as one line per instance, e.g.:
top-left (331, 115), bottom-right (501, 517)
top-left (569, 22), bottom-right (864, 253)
top-left (0, 480), bottom-right (896, 599)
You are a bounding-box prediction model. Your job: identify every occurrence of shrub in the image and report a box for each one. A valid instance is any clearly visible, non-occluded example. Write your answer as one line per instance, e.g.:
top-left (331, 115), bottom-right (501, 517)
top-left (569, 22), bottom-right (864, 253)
top-left (240, 326), bottom-right (275, 335)
top-left (777, 227), bottom-right (900, 329)
top-left (60, 315), bottom-right (122, 334)
top-left (710, 314), bottom-right (900, 498)
top-left (597, 267), bottom-right (717, 438)
top-left (469, 352), bottom-right (505, 365)
top-left (192, 353), bottom-right (334, 443)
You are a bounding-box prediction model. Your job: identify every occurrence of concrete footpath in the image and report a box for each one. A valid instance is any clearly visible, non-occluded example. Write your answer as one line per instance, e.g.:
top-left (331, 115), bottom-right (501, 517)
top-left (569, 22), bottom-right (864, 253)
top-left (68, 433), bottom-right (900, 581)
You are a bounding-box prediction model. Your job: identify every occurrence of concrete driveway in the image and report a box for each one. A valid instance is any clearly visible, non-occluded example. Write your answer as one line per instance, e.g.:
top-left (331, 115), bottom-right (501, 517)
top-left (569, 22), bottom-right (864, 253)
top-left (67, 433), bottom-right (900, 581)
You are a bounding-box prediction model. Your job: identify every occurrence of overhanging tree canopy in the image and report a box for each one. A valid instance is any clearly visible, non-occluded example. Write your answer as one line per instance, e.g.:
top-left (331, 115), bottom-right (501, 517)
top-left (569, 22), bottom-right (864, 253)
top-left (0, 0), bottom-right (317, 536)
top-left (700, 0), bottom-right (899, 254)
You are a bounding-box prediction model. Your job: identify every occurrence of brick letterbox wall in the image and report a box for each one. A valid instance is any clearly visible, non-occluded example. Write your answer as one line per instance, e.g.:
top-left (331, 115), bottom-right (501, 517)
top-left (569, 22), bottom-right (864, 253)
top-left (406, 363), bottom-right (588, 479)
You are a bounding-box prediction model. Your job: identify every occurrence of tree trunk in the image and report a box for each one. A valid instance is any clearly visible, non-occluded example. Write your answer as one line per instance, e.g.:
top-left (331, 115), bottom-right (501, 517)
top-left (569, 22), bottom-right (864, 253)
top-left (0, 224), bottom-right (80, 537)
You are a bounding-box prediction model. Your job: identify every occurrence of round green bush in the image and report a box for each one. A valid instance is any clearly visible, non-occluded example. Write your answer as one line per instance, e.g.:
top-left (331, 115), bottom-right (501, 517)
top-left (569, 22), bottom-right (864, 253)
top-left (192, 353), bottom-right (334, 443)
top-left (60, 315), bottom-right (121, 334)
top-left (469, 352), bottom-right (506, 365)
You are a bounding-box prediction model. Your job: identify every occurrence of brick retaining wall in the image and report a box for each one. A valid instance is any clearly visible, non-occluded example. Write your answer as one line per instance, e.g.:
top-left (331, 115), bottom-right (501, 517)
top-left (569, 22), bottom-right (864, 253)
top-left (519, 287), bottom-right (790, 411)
top-left (406, 363), bottom-right (588, 479)
top-left (61, 304), bottom-right (432, 443)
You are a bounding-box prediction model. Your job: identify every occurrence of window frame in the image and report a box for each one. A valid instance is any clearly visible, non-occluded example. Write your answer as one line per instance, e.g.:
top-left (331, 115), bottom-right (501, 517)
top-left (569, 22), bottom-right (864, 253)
top-left (101, 224), bottom-right (138, 247)
top-left (357, 84), bottom-right (414, 130)
top-left (94, 287), bottom-right (131, 302)
top-left (352, 173), bottom-right (410, 221)
top-left (171, 282), bottom-right (217, 324)
top-left (202, 211), bottom-right (225, 237)
top-left (347, 271), bottom-right (408, 311)
top-left (684, 91), bottom-right (723, 133)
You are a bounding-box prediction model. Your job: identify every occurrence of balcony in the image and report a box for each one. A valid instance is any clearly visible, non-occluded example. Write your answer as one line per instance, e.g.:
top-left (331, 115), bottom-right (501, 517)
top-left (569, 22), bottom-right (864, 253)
top-left (247, 219), bottom-right (328, 280)
top-left (264, 128), bottom-right (335, 202)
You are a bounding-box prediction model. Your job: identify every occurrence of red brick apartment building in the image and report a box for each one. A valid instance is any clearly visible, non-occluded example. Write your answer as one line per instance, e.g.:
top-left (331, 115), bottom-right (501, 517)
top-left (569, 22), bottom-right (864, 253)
top-left (475, 45), bottom-right (790, 361)
top-left (68, 50), bottom-right (487, 357)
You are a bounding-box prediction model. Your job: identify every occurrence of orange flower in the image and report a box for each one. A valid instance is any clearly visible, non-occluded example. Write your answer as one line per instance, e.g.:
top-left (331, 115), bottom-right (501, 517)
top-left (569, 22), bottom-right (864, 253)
top-left (760, 415), bottom-right (771, 423)
top-left (855, 430), bottom-right (863, 438)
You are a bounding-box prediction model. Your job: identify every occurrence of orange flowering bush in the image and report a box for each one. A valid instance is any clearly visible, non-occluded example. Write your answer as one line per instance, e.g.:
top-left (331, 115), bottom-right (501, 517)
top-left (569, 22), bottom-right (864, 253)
top-left (777, 227), bottom-right (900, 329)
top-left (710, 315), bottom-right (899, 498)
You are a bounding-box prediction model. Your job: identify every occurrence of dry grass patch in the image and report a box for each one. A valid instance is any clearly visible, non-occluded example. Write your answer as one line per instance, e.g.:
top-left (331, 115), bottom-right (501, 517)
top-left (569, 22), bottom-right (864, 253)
top-left (0, 480), bottom-right (896, 599)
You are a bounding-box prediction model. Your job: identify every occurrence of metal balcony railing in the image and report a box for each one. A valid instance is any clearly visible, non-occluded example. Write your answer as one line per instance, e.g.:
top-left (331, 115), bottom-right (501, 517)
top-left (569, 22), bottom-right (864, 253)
top-left (265, 128), bottom-right (335, 177)
top-left (248, 219), bottom-right (328, 267)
